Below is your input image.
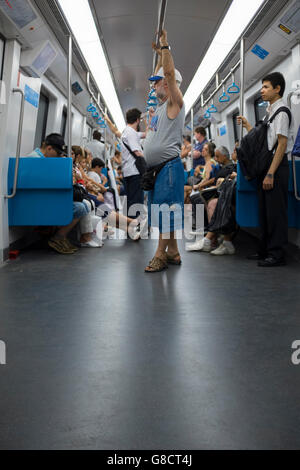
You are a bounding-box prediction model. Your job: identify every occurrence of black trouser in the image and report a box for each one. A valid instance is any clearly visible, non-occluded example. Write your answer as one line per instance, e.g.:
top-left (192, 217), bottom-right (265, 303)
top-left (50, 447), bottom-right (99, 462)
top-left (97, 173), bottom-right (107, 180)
top-left (190, 193), bottom-right (208, 230)
top-left (257, 155), bottom-right (289, 260)
top-left (123, 174), bottom-right (144, 219)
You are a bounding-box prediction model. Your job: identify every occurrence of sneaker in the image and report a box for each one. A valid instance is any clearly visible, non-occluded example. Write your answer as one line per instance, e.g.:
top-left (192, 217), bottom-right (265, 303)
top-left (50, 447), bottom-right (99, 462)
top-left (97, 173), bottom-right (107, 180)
top-left (186, 238), bottom-right (212, 252)
top-left (128, 223), bottom-right (141, 241)
top-left (189, 228), bottom-right (204, 236)
top-left (210, 242), bottom-right (236, 256)
top-left (81, 239), bottom-right (101, 248)
top-left (138, 216), bottom-right (148, 236)
top-left (48, 238), bottom-right (75, 254)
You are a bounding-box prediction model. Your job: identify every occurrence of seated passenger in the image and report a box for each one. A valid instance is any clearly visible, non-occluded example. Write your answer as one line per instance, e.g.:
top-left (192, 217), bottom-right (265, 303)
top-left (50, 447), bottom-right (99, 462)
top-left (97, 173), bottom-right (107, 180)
top-left (28, 134), bottom-right (95, 253)
top-left (189, 146), bottom-right (236, 232)
top-left (184, 142), bottom-right (217, 204)
top-left (74, 151), bottom-right (145, 240)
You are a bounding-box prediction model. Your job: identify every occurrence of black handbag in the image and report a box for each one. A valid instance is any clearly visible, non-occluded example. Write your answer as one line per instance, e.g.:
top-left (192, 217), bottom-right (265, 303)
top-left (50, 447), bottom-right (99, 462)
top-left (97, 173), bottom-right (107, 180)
top-left (122, 140), bottom-right (147, 176)
top-left (141, 156), bottom-right (180, 191)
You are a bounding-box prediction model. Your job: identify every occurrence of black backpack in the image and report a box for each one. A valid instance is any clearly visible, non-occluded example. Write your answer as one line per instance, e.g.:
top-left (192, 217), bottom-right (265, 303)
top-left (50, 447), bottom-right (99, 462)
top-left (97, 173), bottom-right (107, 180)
top-left (237, 106), bottom-right (292, 180)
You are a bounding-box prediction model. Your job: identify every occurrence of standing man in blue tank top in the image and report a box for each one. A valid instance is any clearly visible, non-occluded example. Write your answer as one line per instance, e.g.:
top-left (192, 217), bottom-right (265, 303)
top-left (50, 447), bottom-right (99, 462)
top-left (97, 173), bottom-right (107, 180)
top-left (143, 30), bottom-right (185, 273)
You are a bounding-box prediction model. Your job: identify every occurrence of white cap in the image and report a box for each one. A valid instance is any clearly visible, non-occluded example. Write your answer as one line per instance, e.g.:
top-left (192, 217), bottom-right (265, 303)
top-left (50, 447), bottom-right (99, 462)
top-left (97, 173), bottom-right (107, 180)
top-left (149, 67), bottom-right (183, 87)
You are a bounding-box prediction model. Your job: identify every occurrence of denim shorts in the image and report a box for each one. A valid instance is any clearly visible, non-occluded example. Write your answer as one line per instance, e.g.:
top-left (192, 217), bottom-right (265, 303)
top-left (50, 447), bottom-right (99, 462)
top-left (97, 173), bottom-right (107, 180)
top-left (73, 201), bottom-right (89, 219)
top-left (148, 157), bottom-right (184, 233)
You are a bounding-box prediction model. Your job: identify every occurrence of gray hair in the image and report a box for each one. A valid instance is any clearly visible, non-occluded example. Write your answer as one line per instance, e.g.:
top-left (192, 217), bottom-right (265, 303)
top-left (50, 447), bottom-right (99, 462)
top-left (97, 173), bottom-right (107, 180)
top-left (216, 146), bottom-right (230, 158)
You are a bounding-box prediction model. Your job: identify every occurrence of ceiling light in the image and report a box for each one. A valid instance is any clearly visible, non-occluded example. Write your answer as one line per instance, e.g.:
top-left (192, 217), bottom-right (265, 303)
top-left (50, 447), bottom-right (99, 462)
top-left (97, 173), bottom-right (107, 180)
top-left (58, 0), bottom-right (126, 130)
top-left (183, 0), bottom-right (266, 115)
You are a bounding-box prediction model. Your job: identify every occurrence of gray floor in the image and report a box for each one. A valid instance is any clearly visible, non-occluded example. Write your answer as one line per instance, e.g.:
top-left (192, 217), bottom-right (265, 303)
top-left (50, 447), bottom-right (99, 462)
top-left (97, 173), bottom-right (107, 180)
top-left (0, 231), bottom-right (300, 450)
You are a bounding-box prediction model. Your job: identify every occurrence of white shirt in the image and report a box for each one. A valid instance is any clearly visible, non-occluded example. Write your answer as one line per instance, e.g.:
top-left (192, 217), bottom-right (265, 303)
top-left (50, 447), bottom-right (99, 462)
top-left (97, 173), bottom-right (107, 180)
top-left (266, 98), bottom-right (293, 153)
top-left (86, 139), bottom-right (106, 160)
top-left (88, 170), bottom-right (102, 185)
top-left (121, 126), bottom-right (143, 178)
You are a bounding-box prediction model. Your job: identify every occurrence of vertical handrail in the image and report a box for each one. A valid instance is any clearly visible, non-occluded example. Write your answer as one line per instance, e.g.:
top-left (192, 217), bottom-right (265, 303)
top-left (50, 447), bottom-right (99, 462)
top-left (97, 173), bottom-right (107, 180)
top-left (5, 88), bottom-right (25, 199)
top-left (67, 35), bottom-right (72, 158)
top-left (152, 0), bottom-right (168, 74)
top-left (239, 37), bottom-right (245, 142)
top-left (190, 107), bottom-right (194, 172)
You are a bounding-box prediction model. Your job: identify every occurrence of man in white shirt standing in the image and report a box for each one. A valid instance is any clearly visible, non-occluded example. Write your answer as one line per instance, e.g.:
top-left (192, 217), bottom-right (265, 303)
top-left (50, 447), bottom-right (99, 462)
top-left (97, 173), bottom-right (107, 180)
top-left (86, 130), bottom-right (106, 160)
top-left (121, 108), bottom-right (145, 219)
top-left (238, 72), bottom-right (292, 267)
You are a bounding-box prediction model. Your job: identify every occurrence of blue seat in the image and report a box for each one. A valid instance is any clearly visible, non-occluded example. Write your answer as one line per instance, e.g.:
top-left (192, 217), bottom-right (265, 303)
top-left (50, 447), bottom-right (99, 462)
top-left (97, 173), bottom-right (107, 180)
top-left (8, 157), bottom-right (73, 226)
top-left (236, 161), bottom-right (300, 228)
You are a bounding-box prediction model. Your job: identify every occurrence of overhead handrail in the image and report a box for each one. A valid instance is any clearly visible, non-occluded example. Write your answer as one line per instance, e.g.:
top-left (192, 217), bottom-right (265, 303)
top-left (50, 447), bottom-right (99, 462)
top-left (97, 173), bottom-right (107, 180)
top-left (5, 89), bottom-right (25, 200)
top-left (219, 85), bottom-right (230, 103)
top-left (202, 60), bottom-right (240, 109)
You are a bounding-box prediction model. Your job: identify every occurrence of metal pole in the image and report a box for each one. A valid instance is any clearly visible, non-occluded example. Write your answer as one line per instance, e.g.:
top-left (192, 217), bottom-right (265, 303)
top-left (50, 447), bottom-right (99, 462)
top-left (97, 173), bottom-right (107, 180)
top-left (240, 37), bottom-right (245, 141)
top-left (5, 89), bottom-right (25, 199)
top-left (104, 106), bottom-right (107, 166)
top-left (190, 107), bottom-right (194, 172)
top-left (152, 0), bottom-right (168, 74)
top-left (67, 35), bottom-right (72, 157)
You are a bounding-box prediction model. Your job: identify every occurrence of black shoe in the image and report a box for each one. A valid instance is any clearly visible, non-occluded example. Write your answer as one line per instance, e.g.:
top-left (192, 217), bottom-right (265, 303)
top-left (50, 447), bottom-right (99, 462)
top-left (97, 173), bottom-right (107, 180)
top-left (247, 253), bottom-right (265, 261)
top-left (257, 256), bottom-right (286, 267)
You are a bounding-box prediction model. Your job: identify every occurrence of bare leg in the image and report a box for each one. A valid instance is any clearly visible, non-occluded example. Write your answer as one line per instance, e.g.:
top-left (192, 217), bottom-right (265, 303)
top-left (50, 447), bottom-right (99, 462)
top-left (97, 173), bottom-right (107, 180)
top-left (56, 218), bottom-right (80, 239)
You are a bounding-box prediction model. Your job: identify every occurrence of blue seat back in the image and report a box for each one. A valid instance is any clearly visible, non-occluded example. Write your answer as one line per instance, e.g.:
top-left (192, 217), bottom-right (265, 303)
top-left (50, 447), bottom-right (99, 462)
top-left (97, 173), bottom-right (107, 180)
top-left (8, 157), bottom-right (73, 226)
top-left (236, 161), bottom-right (300, 228)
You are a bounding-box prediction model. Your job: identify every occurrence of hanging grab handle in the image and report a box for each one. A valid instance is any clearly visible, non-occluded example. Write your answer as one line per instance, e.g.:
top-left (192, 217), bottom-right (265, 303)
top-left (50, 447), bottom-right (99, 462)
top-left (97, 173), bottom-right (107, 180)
top-left (204, 110), bottom-right (211, 119)
top-left (219, 85), bottom-right (230, 103)
top-left (208, 103), bottom-right (218, 113)
top-left (227, 72), bottom-right (240, 94)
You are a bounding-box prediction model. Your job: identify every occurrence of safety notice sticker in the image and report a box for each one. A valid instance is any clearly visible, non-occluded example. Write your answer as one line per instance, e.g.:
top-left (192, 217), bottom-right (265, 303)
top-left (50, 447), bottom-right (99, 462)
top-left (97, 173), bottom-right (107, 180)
top-left (251, 44), bottom-right (270, 60)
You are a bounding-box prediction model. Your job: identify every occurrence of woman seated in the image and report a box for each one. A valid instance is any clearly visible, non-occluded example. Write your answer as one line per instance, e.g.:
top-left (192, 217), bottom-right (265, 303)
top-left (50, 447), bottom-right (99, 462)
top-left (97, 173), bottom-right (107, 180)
top-left (184, 142), bottom-right (217, 204)
top-left (72, 146), bottom-right (144, 240)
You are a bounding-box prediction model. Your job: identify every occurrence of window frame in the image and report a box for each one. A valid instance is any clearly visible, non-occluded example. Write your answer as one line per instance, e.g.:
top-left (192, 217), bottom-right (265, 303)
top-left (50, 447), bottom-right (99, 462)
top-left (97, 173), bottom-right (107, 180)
top-left (254, 96), bottom-right (268, 125)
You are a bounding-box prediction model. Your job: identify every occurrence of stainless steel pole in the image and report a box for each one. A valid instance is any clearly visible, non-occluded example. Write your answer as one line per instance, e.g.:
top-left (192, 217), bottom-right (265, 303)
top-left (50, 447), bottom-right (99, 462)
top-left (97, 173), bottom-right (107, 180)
top-left (240, 37), bottom-right (245, 141)
top-left (152, 0), bottom-right (168, 74)
top-left (67, 35), bottom-right (72, 156)
top-left (5, 89), bottom-right (25, 199)
top-left (190, 107), bottom-right (194, 171)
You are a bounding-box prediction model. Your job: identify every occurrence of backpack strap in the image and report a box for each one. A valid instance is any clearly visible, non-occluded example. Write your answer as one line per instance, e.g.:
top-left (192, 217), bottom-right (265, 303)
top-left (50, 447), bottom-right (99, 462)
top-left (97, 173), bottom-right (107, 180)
top-left (268, 106), bottom-right (292, 127)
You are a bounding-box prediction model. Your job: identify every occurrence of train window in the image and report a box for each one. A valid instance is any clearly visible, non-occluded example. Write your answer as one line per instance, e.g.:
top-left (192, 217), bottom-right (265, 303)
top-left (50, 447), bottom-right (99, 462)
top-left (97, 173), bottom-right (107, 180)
top-left (254, 97), bottom-right (268, 125)
top-left (34, 91), bottom-right (49, 148)
top-left (61, 107), bottom-right (67, 138)
top-left (87, 124), bottom-right (93, 141)
top-left (232, 111), bottom-right (240, 142)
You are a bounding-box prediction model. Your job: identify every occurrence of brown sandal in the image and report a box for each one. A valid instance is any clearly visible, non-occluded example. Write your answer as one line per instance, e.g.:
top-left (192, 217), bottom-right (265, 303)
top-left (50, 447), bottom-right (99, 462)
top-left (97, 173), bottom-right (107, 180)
top-left (145, 256), bottom-right (168, 273)
top-left (166, 252), bottom-right (182, 265)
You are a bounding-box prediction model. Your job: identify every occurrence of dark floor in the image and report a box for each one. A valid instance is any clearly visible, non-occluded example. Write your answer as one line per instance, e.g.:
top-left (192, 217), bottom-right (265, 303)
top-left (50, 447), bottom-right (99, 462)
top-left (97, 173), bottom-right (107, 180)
top-left (0, 231), bottom-right (300, 450)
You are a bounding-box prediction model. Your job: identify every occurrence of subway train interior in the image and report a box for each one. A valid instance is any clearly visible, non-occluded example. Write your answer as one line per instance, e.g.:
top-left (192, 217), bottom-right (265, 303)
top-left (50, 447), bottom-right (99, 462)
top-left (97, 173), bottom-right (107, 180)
top-left (1, 0), bottom-right (300, 451)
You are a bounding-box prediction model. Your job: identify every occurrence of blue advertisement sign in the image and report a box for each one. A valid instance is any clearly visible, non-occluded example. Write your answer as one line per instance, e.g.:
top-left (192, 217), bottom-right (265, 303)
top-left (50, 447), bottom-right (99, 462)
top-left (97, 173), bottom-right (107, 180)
top-left (220, 125), bottom-right (227, 137)
top-left (25, 84), bottom-right (40, 108)
top-left (251, 44), bottom-right (270, 60)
